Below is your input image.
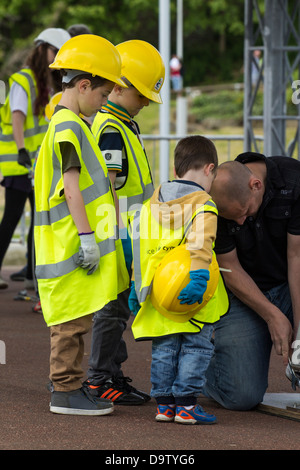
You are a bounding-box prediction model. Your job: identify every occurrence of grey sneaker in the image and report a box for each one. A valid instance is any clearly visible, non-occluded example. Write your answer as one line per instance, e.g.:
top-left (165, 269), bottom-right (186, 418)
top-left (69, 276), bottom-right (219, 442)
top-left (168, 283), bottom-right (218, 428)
top-left (50, 386), bottom-right (114, 416)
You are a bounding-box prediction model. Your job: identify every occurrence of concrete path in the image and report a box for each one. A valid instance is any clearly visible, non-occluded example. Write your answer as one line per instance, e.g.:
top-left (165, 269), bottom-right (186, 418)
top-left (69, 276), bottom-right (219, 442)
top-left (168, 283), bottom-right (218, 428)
top-left (1, 266), bottom-right (299, 453)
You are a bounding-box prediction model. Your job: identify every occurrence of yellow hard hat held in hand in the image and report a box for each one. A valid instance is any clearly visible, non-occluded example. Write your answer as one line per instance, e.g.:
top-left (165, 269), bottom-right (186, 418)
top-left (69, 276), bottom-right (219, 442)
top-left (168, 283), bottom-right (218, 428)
top-left (150, 245), bottom-right (220, 323)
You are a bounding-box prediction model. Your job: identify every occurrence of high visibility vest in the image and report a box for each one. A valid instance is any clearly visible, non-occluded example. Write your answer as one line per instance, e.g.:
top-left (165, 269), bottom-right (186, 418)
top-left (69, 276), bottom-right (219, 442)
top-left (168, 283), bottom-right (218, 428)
top-left (0, 68), bottom-right (49, 176)
top-left (34, 108), bottom-right (129, 326)
top-left (130, 198), bottom-right (229, 340)
top-left (91, 112), bottom-right (154, 228)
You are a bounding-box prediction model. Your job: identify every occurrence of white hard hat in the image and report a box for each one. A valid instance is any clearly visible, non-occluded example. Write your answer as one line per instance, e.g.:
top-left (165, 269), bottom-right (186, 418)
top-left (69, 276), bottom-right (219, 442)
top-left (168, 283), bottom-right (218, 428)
top-left (34, 28), bottom-right (71, 50)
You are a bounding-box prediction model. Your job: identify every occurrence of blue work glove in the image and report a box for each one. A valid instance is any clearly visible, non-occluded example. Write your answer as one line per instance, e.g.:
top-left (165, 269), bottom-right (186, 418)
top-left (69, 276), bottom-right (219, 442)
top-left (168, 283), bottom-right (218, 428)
top-left (77, 232), bottom-right (100, 275)
top-left (128, 281), bottom-right (140, 315)
top-left (120, 227), bottom-right (133, 272)
top-left (178, 269), bottom-right (210, 305)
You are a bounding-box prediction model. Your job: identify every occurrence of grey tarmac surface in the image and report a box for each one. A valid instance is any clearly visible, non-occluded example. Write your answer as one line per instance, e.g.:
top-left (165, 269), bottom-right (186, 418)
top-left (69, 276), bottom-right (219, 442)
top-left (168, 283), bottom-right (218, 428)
top-left (0, 266), bottom-right (299, 454)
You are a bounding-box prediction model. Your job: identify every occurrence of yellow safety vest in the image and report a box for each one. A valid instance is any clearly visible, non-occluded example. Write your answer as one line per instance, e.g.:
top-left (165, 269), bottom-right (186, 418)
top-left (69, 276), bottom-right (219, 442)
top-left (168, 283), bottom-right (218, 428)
top-left (91, 112), bottom-right (154, 227)
top-left (0, 68), bottom-right (49, 176)
top-left (34, 108), bottom-right (129, 326)
top-left (130, 198), bottom-right (229, 340)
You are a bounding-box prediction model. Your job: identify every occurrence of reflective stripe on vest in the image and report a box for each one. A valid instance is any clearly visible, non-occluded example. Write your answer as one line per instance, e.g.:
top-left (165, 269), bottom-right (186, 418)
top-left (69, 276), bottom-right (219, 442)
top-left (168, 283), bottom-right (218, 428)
top-left (131, 198), bottom-right (218, 304)
top-left (0, 69), bottom-right (48, 176)
top-left (92, 114), bottom-right (154, 225)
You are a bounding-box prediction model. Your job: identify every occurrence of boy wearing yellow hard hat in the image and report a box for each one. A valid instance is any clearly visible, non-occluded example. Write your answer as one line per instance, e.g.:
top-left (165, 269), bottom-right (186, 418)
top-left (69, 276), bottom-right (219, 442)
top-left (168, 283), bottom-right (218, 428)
top-left (130, 135), bottom-right (229, 424)
top-left (85, 40), bottom-right (165, 405)
top-left (34, 34), bottom-right (129, 415)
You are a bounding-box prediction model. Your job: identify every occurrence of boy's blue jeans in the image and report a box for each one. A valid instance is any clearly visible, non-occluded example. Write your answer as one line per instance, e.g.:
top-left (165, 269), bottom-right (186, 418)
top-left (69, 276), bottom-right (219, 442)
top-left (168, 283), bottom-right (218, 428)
top-left (150, 324), bottom-right (214, 405)
top-left (204, 282), bottom-right (293, 410)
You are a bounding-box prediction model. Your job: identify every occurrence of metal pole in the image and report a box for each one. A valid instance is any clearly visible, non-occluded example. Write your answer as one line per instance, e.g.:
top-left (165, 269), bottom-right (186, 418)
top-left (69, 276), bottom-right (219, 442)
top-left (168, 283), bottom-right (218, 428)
top-left (243, 0), bottom-right (252, 151)
top-left (175, 0), bottom-right (187, 138)
top-left (176, 0), bottom-right (183, 59)
top-left (159, 0), bottom-right (171, 183)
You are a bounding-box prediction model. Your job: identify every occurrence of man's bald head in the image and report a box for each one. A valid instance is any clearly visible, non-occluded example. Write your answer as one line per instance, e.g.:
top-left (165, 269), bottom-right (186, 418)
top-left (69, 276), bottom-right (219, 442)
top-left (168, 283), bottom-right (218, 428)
top-left (210, 161), bottom-right (253, 212)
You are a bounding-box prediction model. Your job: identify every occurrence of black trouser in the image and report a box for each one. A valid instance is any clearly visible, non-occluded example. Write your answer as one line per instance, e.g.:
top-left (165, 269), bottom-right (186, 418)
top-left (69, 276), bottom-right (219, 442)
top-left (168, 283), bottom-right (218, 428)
top-left (87, 288), bottom-right (131, 384)
top-left (0, 186), bottom-right (34, 279)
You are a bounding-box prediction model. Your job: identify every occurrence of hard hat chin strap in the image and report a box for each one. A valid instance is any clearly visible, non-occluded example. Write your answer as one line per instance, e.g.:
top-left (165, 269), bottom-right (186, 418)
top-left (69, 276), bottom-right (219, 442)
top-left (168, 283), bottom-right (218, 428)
top-left (121, 76), bottom-right (134, 88)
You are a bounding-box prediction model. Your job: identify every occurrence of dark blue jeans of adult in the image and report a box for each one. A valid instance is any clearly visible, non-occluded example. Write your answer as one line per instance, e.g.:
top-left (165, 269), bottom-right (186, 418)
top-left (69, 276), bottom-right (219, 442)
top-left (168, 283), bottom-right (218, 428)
top-left (204, 282), bottom-right (293, 410)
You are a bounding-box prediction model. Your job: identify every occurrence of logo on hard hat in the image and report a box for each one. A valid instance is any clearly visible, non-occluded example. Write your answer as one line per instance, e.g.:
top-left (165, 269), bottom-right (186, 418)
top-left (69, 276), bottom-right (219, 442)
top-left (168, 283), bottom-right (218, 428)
top-left (154, 78), bottom-right (163, 91)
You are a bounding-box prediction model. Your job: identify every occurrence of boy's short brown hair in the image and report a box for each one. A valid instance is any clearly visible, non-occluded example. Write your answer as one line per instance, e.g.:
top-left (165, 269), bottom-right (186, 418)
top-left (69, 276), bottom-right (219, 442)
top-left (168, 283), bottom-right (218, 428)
top-left (174, 135), bottom-right (218, 178)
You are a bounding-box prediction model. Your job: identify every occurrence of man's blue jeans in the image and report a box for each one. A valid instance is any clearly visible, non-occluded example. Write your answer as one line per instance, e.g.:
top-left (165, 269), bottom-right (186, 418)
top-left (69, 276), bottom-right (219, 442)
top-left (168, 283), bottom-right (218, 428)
top-left (204, 282), bottom-right (293, 410)
top-left (150, 324), bottom-right (214, 405)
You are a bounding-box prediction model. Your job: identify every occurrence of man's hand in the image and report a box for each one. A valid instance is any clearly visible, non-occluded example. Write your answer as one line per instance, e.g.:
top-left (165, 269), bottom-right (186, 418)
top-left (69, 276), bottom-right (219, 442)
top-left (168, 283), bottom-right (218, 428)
top-left (266, 310), bottom-right (293, 365)
top-left (218, 249), bottom-right (293, 366)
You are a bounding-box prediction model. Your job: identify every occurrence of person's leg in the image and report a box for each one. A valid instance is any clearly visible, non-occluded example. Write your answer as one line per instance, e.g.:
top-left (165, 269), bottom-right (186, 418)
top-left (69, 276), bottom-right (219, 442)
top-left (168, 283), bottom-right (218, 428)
top-left (0, 187), bottom-right (28, 269)
top-left (151, 335), bottom-right (179, 421)
top-left (86, 291), bottom-right (146, 404)
top-left (49, 314), bottom-right (113, 416)
top-left (171, 326), bottom-right (217, 425)
top-left (151, 334), bottom-right (180, 401)
top-left (204, 283), bottom-right (293, 410)
top-left (50, 314), bottom-right (93, 391)
top-left (87, 294), bottom-right (130, 384)
top-left (173, 325), bottom-right (214, 403)
top-left (24, 190), bottom-right (34, 282)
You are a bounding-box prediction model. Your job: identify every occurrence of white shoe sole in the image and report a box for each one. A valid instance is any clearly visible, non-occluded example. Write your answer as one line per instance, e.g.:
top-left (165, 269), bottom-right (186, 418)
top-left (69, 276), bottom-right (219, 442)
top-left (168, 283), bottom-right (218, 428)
top-left (174, 416), bottom-right (196, 424)
top-left (50, 404), bottom-right (114, 416)
top-left (174, 415), bottom-right (217, 425)
top-left (155, 414), bottom-right (174, 422)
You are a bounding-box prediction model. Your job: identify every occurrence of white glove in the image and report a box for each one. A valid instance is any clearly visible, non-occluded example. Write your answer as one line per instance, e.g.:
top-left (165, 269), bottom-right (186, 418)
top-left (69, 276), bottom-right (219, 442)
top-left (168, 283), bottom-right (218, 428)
top-left (77, 232), bottom-right (100, 275)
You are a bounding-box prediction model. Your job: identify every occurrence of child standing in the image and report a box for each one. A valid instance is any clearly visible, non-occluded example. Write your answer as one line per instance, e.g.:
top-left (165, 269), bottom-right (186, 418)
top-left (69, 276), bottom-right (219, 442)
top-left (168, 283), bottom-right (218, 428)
top-left (34, 34), bottom-right (128, 415)
top-left (130, 136), bottom-right (228, 424)
top-left (85, 40), bottom-right (165, 405)
top-left (0, 28), bottom-right (70, 289)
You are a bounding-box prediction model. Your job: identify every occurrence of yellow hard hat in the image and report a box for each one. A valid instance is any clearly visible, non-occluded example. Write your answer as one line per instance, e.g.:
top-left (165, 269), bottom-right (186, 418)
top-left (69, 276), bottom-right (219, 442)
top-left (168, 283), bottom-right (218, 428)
top-left (150, 245), bottom-right (219, 323)
top-left (45, 92), bottom-right (62, 121)
top-left (116, 39), bottom-right (165, 103)
top-left (49, 34), bottom-right (126, 87)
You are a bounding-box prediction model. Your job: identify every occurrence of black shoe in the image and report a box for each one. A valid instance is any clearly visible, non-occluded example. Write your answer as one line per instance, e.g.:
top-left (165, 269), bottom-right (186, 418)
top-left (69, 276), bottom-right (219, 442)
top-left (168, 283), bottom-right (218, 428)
top-left (10, 266), bottom-right (27, 281)
top-left (84, 377), bottom-right (146, 405)
top-left (113, 376), bottom-right (151, 403)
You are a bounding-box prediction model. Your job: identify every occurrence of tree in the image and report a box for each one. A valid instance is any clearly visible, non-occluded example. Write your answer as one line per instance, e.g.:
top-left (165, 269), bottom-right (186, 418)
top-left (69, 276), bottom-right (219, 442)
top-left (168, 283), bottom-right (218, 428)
top-left (0, 0), bottom-right (246, 85)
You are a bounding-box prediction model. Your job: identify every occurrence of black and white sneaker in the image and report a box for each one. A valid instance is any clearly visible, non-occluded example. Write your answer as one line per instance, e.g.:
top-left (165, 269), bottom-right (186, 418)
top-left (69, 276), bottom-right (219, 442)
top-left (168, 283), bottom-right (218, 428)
top-left (113, 376), bottom-right (151, 403)
top-left (84, 376), bottom-right (149, 405)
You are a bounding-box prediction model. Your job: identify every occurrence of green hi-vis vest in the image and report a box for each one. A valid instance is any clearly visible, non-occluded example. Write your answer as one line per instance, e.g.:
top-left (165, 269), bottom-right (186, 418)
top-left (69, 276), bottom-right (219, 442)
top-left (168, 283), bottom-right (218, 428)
top-left (34, 108), bottom-right (129, 326)
top-left (130, 198), bottom-right (229, 340)
top-left (91, 112), bottom-right (154, 228)
top-left (0, 68), bottom-right (49, 176)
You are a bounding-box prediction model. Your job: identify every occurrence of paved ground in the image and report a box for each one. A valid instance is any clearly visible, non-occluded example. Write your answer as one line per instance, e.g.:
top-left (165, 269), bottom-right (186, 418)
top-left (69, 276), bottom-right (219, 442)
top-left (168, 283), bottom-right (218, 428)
top-left (1, 265), bottom-right (300, 454)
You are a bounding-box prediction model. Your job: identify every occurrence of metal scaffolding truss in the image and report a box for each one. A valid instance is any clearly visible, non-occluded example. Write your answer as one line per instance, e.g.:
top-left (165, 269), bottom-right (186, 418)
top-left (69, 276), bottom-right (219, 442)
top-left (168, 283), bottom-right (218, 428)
top-left (244, 0), bottom-right (300, 158)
